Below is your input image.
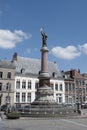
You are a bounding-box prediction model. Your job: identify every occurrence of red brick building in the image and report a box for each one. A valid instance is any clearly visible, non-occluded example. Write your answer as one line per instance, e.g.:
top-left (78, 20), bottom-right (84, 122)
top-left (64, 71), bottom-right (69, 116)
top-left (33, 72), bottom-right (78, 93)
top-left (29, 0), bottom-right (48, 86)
top-left (63, 69), bottom-right (85, 104)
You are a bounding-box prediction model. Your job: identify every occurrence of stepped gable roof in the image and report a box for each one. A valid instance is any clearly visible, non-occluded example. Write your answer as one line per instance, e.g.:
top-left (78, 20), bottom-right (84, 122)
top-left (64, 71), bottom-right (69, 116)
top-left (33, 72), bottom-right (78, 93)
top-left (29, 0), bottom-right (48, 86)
top-left (14, 56), bottom-right (63, 78)
top-left (74, 70), bottom-right (84, 79)
top-left (0, 60), bottom-right (15, 69)
top-left (65, 69), bottom-right (84, 79)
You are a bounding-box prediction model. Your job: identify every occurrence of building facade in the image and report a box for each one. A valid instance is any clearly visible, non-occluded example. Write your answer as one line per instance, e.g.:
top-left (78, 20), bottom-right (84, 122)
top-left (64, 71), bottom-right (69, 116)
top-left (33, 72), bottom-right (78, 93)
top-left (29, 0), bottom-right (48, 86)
top-left (0, 60), bottom-right (15, 106)
top-left (65, 78), bottom-right (75, 104)
top-left (64, 69), bottom-right (85, 104)
top-left (12, 53), bottom-right (65, 106)
top-left (1, 54), bottom-right (86, 107)
top-left (82, 74), bottom-right (87, 103)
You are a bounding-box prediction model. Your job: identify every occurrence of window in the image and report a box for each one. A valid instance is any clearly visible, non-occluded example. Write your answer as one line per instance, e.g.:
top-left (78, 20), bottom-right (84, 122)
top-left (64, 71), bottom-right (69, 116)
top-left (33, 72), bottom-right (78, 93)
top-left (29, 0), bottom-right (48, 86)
top-left (72, 84), bottom-right (75, 92)
top-left (0, 96), bottom-right (1, 105)
top-left (0, 72), bottom-right (3, 78)
top-left (22, 81), bottom-right (26, 89)
top-left (16, 92), bottom-right (20, 103)
top-left (50, 83), bottom-right (54, 90)
top-left (55, 84), bottom-right (58, 91)
top-left (28, 81), bottom-right (31, 89)
top-left (21, 68), bottom-right (25, 74)
top-left (52, 72), bottom-right (57, 78)
top-left (65, 96), bottom-right (68, 104)
top-left (27, 93), bottom-right (31, 102)
top-left (16, 80), bottom-right (20, 89)
top-left (0, 83), bottom-right (2, 91)
top-left (60, 84), bottom-right (63, 91)
top-left (22, 93), bottom-right (26, 102)
top-left (6, 83), bottom-right (11, 92)
top-left (59, 97), bottom-right (62, 103)
top-left (69, 83), bottom-right (72, 92)
top-left (6, 96), bottom-right (10, 103)
top-left (35, 82), bottom-right (39, 89)
top-left (82, 81), bottom-right (85, 85)
top-left (65, 83), bottom-right (68, 92)
top-left (7, 72), bottom-right (11, 79)
top-left (65, 86), bottom-right (68, 92)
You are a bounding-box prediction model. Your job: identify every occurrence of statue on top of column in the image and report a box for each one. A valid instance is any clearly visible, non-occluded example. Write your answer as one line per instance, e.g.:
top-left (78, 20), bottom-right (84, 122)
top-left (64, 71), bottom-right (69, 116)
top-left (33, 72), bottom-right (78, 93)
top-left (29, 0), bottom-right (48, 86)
top-left (40, 28), bottom-right (47, 47)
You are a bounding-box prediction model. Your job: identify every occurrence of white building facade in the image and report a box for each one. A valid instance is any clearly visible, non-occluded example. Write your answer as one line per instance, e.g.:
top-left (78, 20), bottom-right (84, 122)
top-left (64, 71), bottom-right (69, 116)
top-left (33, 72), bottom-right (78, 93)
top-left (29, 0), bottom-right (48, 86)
top-left (14, 76), bottom-right (65, 106)
top-left (13, 53), bottom-right (65, 106)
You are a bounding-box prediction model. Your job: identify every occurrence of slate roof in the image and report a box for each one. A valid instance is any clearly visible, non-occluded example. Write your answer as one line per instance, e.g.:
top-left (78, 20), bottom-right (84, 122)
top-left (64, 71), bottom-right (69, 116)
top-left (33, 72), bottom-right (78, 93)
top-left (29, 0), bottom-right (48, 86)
top-left (14, 56), bottom-right (63, 79)
top-left (0, 60), bottom-right (15, 69)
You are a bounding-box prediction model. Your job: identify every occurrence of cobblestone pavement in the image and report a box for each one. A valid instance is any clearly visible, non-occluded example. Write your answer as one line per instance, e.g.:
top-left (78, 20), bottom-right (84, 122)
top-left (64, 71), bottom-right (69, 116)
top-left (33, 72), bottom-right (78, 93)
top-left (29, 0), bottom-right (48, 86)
top-left (1, 118), bottom-right (87, 130)
top-left (0, 109), bottom-right (87, 130)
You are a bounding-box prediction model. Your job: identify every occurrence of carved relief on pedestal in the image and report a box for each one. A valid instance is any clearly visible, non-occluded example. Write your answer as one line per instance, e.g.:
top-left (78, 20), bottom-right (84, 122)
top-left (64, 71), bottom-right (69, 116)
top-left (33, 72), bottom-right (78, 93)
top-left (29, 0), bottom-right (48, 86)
top-left (39, 79), bottom-right (50, 87)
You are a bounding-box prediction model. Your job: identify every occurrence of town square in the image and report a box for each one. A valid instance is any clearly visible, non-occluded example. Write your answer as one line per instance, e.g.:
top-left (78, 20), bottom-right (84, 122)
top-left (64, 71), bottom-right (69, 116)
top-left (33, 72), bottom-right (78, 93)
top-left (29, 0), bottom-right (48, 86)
top-left (1, 0), bottom-right (87, 130)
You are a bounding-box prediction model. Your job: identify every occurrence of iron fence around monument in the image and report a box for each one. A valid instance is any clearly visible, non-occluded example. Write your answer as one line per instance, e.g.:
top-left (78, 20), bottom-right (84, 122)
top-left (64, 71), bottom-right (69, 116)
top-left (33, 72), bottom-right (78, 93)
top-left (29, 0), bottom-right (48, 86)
top-left (18, 104), bottom-right (77, 117)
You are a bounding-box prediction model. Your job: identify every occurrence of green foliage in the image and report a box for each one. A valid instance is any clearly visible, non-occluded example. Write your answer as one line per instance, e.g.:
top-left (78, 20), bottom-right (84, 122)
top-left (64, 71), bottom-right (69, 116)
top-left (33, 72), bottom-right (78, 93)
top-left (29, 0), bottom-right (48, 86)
top-left (6, 112), bottom-right (20, 119)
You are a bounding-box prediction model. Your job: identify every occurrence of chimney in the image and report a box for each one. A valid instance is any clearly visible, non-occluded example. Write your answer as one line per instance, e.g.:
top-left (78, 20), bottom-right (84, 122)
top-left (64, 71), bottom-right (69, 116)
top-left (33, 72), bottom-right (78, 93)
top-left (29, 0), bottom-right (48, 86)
top-left (78, 69), bottom-right (80, 73)
top-left (12, 52), bottom-right (17, 61)
top-left (70, 70), bottom-right (73, 78)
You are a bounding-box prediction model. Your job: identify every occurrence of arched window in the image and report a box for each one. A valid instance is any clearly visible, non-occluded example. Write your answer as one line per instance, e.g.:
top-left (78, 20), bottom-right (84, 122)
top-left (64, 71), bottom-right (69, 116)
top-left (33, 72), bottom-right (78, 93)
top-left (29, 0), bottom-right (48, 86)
top-left (21, 68), bottom-right (25, 74)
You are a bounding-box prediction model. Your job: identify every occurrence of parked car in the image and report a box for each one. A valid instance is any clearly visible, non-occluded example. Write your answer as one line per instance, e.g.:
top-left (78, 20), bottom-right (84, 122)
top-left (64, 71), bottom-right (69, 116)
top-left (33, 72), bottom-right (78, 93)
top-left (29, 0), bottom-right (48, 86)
top-left (81, 103), bottom-right (87, 109)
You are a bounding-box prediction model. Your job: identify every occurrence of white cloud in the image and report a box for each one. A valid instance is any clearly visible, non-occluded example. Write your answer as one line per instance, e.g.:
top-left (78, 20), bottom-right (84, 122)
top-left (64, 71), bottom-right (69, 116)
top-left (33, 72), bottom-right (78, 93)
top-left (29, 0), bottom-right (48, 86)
top-left (51, 45), bottom-right (81, 60)
top-left (0, 29), bottom-right (32, 49)
top-left (78, 43), bottom-right (87, 55)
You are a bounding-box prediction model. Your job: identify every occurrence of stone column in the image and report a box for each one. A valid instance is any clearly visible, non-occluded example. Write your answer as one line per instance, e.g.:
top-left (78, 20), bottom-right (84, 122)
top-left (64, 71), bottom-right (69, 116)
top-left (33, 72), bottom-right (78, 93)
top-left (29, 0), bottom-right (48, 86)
top-left (33, 31), bottom-right (55, 104)
top-left (38, 31), bottom-right (51, 88)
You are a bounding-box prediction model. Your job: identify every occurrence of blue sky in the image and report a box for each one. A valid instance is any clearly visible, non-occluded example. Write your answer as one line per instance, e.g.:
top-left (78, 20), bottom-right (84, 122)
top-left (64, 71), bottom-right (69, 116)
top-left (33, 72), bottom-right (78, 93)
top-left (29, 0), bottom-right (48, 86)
top-left (0, 0), bottom-right (87, 73)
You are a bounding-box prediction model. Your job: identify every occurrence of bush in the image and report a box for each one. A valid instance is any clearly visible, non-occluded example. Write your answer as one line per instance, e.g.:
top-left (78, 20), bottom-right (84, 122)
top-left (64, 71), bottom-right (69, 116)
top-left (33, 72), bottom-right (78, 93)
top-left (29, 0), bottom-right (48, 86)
top-left (6, 112), bottom-right (20, 119)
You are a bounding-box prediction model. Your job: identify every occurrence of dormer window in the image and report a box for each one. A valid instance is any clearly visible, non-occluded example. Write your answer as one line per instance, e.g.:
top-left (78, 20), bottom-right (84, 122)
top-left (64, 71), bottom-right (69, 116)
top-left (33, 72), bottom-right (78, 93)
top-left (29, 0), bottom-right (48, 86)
top-left (0, 72), bottom-right (3, 78)
top-left (52, 72), bottom-right (57, 78)
top-left (21, 68), bottom-right (25, 74)
top-left (38, 71), bottom-right (41, 75)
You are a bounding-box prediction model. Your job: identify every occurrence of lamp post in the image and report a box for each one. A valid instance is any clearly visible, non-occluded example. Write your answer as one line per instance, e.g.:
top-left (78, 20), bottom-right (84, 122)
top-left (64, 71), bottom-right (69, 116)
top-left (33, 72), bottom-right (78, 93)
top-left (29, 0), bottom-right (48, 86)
top-left (6, 82), bottom-right (10, 112)
top-left (0, 93), bottom-right (3, 111)
top-left (76, 87), bottom-right (81, 114)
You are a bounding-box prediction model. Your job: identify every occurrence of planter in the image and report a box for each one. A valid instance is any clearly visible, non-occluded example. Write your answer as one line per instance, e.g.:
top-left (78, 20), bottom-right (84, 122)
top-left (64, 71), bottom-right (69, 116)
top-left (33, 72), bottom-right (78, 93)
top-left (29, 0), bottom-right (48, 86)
top-left (6, 112), bottom-right (20, 119)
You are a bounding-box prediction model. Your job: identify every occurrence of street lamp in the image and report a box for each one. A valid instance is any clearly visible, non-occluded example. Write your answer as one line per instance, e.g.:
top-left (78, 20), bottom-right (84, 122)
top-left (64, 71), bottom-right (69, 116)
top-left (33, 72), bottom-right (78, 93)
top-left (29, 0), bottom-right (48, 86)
top-left (76, 87), bottom-right (81, 114)
top-left (0, 93), bottom-right (2, 104)
top-left (6, 82), bottom-right (10, 107)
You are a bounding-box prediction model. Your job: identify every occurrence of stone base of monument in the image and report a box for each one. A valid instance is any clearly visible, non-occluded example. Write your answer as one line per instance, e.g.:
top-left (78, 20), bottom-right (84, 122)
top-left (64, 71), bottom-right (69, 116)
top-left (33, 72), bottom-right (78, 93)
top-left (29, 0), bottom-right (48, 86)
top-left (20, 103), bottom-right (78, 118)
top-left (19, 87), bottom-right (78, 117)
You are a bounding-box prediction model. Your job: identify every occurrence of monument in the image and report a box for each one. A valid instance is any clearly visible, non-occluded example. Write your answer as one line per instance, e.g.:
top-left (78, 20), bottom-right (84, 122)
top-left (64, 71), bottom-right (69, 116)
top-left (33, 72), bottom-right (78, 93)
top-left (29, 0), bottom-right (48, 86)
top-left (20, 29), bottom-right (77, 117)
top-left (33, 29), bottom-right (56, 105)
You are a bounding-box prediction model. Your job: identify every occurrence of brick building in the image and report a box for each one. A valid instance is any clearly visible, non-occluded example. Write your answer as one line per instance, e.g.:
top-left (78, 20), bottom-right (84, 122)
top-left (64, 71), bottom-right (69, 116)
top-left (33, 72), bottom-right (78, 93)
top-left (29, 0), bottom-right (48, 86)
top-left (64, 69), bottom-right (85, 104)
